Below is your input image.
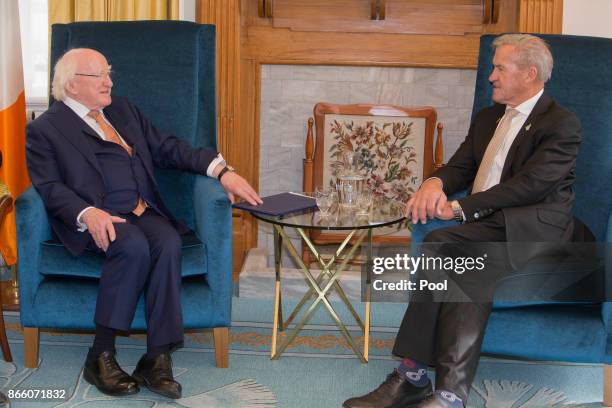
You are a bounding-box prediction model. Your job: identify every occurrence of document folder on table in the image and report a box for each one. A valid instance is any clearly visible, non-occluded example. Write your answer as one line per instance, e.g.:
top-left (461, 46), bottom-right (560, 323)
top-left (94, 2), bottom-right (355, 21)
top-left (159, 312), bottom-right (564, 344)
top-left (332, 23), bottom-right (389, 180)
top-left (232, 192), bottom-right (317, 217)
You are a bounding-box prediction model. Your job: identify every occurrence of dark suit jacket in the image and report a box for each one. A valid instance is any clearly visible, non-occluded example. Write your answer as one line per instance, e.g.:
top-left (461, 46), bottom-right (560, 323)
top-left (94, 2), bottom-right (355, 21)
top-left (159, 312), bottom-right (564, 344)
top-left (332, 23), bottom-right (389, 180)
top-left (26, 96), bottom-right (218, 256)
top-left (433, 92), bottom-right (581, 243)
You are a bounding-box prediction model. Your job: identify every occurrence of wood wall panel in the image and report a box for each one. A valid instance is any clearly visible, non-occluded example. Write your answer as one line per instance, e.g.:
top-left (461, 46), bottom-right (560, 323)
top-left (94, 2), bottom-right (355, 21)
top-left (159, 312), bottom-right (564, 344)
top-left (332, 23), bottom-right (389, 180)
top-left (197, 0), bottom-right (257, 280)
top-left (519, 0), bottom-right (563, 34)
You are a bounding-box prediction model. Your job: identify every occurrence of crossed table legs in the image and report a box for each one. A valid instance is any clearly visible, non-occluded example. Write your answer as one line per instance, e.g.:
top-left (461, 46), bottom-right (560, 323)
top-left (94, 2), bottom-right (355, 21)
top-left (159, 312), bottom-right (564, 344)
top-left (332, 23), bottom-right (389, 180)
top-left (270, 225), bottom-right (373, 362)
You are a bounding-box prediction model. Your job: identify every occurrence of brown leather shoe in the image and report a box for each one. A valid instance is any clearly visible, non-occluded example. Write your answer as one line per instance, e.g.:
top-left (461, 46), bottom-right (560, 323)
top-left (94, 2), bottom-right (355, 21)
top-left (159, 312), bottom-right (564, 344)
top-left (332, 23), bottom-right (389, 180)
top-left (342, 371), bottom-right (432, 408)
top-left (83, 350), bottom-right (139, 396)
top-left (132, 353), bottom-right (182, 399)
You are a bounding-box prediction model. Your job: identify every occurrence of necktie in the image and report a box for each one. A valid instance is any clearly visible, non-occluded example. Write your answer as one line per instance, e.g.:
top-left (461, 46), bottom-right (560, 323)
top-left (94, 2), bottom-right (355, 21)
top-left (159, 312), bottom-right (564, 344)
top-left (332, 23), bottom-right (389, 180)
top-left (472, 108), bottom-right (519, 194)
top-left (88, 110), bottom-right (147, 216)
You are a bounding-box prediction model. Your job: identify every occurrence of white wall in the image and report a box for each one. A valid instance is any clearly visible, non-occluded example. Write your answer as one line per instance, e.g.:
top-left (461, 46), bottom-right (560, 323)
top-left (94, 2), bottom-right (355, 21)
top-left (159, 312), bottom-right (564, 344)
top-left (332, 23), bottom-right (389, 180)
top-left (563, 0), bottom-right (612, 38)
top-left (180, 0), bottom-right (196, 22)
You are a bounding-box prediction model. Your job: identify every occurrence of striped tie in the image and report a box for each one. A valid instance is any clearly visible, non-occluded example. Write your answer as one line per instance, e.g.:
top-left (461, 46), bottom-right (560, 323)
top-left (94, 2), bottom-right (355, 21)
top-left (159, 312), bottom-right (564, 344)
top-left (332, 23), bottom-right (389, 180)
top-left (472, 108), bottom-right (519, 194)
top-left (88, 110), bottom-right (147, 216)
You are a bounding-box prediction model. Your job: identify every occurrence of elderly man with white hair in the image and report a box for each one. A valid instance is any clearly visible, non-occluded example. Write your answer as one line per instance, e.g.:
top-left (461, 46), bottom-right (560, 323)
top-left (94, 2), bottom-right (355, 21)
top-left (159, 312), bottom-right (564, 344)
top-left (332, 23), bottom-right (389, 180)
top-left (26, 48), bottom-right (262, 399)
top-left (343, 34), bottom-right (586, 408)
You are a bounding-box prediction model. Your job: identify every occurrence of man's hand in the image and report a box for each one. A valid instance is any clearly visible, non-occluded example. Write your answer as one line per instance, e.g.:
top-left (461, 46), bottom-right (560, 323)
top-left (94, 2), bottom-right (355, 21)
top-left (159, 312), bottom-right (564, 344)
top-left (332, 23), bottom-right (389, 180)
top-left (81, 208), bottom-right (126, 251)
top-left (435, 202), bottom-right (455, 221)
top-left (405, 178), bottom-right (447, 224)
top-left (220, 172), bottom-right (263, 206)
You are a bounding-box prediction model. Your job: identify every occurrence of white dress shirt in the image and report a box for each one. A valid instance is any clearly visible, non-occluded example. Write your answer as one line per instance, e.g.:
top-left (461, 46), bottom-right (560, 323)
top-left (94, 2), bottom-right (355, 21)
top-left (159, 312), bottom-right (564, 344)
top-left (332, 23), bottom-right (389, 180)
top-left (478, 88), bottom-right (543, 191)
top-left (63, 97), bottom-right (225, 230)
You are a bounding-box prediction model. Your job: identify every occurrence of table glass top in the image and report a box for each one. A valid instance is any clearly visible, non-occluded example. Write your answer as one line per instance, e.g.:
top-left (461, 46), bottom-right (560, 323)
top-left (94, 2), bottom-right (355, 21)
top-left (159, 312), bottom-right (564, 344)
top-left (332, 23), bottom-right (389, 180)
top-left (251, 196), bottom-right (406, 230)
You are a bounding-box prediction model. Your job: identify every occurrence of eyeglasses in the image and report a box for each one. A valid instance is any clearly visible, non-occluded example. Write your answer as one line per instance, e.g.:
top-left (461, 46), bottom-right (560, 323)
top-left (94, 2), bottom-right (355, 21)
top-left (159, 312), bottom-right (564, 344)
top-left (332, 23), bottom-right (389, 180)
top-left (75, 68), bottom-right (114, 80)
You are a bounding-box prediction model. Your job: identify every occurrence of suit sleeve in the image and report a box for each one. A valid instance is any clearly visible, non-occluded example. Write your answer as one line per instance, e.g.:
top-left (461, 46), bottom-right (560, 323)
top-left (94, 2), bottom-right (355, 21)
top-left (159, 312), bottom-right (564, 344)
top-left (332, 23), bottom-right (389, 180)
top-left (26, 124), bottom-right (92, 231)
top-left (457, 112), bottom-right (581, 223)
top-left (127, 101), bottom-right (219, 174)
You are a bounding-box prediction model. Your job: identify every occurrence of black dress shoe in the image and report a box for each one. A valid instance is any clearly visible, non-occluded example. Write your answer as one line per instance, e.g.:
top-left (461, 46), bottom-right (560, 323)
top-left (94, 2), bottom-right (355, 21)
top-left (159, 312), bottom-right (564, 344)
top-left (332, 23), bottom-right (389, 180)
top-left (132, 353), bottom-right (182, 399)
top-left (83, 350), bottom-right (139, 396)
top-left (342, 370), bottom-right (432, 408)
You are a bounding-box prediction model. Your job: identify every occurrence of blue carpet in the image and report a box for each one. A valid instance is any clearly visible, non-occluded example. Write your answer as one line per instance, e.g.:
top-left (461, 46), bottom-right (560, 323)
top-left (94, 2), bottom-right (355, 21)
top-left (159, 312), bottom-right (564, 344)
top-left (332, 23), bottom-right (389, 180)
top-left (0, 297), bottom-right (604, 407)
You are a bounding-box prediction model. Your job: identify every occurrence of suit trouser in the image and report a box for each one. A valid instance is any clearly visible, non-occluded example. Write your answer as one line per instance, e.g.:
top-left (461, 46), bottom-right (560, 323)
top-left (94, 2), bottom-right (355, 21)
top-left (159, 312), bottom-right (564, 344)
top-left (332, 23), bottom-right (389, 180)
top-left (90, 208), bottom-right (184, 350)
top-left (392, 212), bottom-right (509, 402)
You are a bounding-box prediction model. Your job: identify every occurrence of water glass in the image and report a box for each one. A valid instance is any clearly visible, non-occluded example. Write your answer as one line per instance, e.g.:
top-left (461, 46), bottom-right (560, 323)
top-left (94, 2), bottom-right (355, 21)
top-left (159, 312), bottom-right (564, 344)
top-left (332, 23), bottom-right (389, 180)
top-left (315, 187), bottom-right (336, 216)
top-left (356, 189), bottom-right (373, 215)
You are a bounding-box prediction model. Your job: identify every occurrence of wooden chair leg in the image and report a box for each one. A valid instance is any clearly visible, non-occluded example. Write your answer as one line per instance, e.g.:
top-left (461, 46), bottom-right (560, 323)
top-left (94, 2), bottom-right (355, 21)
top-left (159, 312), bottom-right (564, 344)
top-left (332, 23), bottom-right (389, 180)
top-left (213, 327), bottom-right (229, 368)
top-left (605, 364), bottom-right (612, 407)
top-left (0, 302), bottom-right (12, 362)
top-left (23, 327), bottom-right (39, 368)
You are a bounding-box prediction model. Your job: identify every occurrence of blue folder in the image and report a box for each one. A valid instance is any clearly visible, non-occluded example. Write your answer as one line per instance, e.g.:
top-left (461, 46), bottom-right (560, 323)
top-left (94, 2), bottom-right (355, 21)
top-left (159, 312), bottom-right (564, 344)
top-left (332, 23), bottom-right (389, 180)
top-left (232, 192), bottom-right (317, 217)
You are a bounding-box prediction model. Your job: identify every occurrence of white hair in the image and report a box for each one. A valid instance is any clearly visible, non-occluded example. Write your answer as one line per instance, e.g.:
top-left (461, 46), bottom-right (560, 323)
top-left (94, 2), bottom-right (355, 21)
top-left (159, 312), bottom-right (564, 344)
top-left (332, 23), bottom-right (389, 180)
top-left (492, 34), bottom-right (554, 83)
top-left (51, 50), bottom-right (79, 101)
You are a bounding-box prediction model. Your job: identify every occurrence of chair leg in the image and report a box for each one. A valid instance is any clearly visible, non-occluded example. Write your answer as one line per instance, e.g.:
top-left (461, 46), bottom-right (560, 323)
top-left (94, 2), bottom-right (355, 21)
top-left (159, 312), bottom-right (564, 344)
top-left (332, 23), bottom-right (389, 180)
top-left (213, 327), bottom-right (229, 368)
top-left (605, 364), bottom-right (612, 407)
top-left (23, 327), bottom-right (39, 368)
top-left (0, 303), bottom-right (12, 362)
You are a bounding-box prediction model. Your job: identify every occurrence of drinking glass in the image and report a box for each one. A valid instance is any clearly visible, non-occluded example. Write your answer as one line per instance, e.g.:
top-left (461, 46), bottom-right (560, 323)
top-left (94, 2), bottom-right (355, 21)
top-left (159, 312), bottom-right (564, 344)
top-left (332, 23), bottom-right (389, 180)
top-left (356, 189), bottom-right (373, 215)
top-left (315, 187), bottom-right (336, 216)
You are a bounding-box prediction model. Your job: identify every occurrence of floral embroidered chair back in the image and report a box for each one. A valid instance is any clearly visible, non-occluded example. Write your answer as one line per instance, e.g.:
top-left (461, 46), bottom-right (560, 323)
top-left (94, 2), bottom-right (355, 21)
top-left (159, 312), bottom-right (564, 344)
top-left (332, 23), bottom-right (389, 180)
top-left (303, 103), bottom-right (442, 262)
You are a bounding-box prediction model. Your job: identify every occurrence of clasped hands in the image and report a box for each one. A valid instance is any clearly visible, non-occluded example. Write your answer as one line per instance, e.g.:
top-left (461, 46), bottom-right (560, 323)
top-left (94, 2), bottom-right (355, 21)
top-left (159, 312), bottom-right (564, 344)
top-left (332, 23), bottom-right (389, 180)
top-left (404, 178), bottom-right (454, 224)
top-left (83, 171), bottom-right (262, 252)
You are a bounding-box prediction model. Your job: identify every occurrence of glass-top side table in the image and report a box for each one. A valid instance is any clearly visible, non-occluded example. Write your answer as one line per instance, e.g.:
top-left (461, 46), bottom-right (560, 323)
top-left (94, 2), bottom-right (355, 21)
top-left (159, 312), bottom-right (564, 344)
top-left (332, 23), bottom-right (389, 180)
top-left (249, 198), bottom-right (406, 362)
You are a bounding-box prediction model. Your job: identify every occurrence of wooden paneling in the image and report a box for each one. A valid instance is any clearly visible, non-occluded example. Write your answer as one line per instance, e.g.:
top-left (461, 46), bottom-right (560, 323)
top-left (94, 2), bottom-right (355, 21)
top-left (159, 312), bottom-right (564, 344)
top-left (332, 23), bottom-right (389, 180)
top-left (519, 0), bottom-right (563, 34)
top-left (197, 0), bottom-right (257, 279)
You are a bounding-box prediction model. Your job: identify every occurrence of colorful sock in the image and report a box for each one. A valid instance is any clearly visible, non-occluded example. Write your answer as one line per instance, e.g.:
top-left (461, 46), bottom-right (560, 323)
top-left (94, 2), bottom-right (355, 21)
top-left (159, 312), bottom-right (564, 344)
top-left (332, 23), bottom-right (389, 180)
top-left (395, 358), bottom-right (429, 387)
top-left (435, 390), bottom-right (464, 408)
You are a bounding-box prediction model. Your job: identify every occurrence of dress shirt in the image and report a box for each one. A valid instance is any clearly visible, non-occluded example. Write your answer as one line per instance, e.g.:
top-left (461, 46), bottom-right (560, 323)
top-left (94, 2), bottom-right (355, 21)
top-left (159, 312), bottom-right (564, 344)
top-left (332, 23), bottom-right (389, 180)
top-left (479, 88), bottom-right (543, 191)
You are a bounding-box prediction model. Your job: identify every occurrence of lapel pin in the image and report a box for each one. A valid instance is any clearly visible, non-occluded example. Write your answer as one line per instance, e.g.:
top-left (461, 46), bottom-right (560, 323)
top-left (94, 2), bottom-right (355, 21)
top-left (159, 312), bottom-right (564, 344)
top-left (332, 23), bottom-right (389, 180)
top-left (525, 123), bottom-right (532, 131)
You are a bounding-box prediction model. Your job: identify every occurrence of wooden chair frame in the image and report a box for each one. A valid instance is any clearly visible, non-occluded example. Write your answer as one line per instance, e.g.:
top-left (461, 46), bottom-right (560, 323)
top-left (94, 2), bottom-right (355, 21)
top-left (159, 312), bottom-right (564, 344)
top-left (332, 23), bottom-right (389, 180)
top-left (302, 103), bottom-right (444, 263)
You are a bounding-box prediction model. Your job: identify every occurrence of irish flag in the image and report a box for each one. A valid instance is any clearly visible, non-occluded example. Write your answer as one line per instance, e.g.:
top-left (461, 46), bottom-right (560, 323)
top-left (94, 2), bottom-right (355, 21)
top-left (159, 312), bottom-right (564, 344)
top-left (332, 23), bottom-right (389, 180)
top-left (0, 1), bottom-right (30, 265)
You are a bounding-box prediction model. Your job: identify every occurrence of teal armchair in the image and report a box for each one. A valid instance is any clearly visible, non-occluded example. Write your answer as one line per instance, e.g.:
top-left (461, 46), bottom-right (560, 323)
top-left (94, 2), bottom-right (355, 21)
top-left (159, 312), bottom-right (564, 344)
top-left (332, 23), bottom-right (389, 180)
top-left (16, 21), bottom-right (232, 368)
top-left (411, 34), bottom-right (612, 403)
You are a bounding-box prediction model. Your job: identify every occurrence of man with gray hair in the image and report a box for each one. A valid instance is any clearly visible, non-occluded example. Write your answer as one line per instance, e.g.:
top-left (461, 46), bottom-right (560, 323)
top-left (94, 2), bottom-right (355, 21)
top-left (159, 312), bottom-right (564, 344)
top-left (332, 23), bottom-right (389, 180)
top-left (344, 34), bottom-right (583, 408)
top-left (26, 48), bottom-right (262, 399)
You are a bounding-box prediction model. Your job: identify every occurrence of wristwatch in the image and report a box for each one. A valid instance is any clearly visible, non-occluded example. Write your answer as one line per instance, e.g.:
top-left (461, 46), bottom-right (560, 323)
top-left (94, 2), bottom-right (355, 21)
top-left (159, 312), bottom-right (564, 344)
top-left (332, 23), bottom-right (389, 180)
top-left (217, 165), bottom-right (235, 181)
top-left (450, 200), bottom-right (463, 222)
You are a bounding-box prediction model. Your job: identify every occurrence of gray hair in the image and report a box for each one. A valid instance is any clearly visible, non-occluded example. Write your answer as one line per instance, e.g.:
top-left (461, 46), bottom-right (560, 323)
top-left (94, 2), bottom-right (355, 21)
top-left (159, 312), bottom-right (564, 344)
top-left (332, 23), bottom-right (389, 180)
top-left (51, 51), bottom-right (78, 101)
top-left (492, 34), bottom-right (553, 83)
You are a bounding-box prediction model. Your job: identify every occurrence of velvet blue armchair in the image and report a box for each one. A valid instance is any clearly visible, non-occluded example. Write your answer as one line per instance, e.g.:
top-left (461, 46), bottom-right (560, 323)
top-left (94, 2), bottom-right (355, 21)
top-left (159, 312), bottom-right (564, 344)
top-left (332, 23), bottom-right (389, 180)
top-left (411, 34), bottom-right (612, 402)
top-left (15, 21), bottom-right (232, 369)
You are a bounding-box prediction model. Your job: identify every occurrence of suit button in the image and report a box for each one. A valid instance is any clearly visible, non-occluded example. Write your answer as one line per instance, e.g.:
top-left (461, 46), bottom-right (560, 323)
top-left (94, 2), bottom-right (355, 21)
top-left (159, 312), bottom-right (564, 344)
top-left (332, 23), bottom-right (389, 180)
top-left (474, 213), bottom-right (479, 219)
top-left (98, 193), bottom-right (105, 199)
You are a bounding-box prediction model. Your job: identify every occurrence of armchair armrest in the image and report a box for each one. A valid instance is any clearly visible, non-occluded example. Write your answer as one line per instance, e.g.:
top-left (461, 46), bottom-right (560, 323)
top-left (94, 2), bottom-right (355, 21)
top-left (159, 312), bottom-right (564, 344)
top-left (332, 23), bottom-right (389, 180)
top-left (193, 176), bottom-right (233, 323)
top-left (15, 187), bottom-right (52, 325)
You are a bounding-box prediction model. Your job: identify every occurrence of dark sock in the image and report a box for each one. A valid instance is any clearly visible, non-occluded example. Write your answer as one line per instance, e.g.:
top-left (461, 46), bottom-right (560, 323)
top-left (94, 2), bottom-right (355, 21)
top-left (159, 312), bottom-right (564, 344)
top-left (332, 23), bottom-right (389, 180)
top-left (146, 344), bottom-right (170, 359)
top-left (396, 358), bottom-right (429, 387)
top-left (91, 324), bottom-right (116, 358)
top-left (435, 390), bottom-right (464, 408)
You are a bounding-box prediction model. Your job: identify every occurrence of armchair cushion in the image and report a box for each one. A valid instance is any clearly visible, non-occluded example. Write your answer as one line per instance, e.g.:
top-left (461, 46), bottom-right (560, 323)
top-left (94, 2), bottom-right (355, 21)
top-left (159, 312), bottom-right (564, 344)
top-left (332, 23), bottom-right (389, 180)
top-left (39, 233), bottom-right (207, 279)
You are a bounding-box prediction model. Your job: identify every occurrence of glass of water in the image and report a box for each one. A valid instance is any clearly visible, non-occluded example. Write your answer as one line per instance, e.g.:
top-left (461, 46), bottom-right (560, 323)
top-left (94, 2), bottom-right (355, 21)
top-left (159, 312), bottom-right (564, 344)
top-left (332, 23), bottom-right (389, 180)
top-left (356, 189), bottom-right (373, 215)
top-left (315, 187), bottom-right (336, 216)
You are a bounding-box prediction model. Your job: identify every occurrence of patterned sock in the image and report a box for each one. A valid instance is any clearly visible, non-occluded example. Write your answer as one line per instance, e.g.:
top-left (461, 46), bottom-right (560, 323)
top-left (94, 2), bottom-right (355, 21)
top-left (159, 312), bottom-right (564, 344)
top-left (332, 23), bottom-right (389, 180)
top-left (395, 358), bottom-right (429, 387)
top-left (435, 390), bottom-right (464, 408)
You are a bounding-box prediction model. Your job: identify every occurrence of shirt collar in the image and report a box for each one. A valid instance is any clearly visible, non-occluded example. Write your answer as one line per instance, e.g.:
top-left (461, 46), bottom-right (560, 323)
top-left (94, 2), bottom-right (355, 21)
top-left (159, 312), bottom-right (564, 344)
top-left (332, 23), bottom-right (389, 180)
top-left (64, 96), bottom-right (98, 119)
top-left (508, 88), bottom-right (544, 117)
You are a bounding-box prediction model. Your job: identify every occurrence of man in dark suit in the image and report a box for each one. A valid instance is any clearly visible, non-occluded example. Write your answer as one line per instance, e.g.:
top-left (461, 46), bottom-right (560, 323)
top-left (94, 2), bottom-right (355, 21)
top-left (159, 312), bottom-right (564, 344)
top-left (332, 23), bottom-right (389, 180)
top-left (26, 48), bottom-right (262, 399)
top-left (344, 34), bottom-right (581, 408)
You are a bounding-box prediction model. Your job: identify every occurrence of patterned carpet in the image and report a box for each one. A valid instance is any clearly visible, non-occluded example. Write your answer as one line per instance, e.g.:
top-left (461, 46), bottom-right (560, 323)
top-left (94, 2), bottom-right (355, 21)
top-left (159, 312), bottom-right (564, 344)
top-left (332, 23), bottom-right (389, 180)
top-left (0, 296), bottom-right (604, 407)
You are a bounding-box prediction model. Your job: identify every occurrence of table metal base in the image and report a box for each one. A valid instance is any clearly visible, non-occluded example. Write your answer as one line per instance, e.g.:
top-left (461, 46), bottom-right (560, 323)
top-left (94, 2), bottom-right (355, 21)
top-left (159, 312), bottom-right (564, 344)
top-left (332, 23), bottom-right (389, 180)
top-left (270, 225), bottom-right (373, 362)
